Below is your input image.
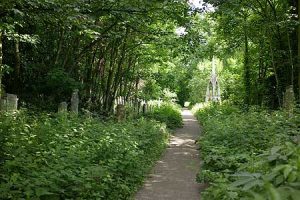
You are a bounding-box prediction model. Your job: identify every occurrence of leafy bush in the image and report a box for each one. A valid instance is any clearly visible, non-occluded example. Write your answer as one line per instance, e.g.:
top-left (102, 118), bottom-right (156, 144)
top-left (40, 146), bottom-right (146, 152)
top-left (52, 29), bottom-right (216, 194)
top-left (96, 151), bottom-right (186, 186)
top-left (0, 111), bottom-right (169, 199)
top-left (194, 104), bottom-right (300, 199)
top-left (146, 103), bottom-right (183, 129)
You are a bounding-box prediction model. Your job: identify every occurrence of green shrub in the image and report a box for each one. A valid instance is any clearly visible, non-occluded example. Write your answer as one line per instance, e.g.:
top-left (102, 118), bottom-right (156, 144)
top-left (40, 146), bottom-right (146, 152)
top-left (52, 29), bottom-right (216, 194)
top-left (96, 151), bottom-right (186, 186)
top-left (146, 103), bottom-right (183, 129)
top-left (195, 104), bottom-right (300, 199)
top-left (0, 110), bottom-right (169, 199)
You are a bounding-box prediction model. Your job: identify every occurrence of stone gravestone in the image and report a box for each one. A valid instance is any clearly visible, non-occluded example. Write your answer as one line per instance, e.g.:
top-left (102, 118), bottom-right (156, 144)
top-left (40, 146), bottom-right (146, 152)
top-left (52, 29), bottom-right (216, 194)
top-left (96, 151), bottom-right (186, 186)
top-left (58, 102), bottom-right (68, 113)
top-left (283, 85), bottom-right (295, 116)
top-left (1, 94), bottom-right (18, 112)
top-left (7, 94), bottom-right (18, 111)
top-left (116, 104), bottom-right (125, 122)
top-left (142, 103), bottom-right (147, 114)
top-left (71, 89), bottom-right (79, 114)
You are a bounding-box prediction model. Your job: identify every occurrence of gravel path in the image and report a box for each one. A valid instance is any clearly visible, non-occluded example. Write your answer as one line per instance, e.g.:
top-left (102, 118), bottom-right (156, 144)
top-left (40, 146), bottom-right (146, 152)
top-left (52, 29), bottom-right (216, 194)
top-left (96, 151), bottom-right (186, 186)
top-left (135, 109), bottom-right (206, 200)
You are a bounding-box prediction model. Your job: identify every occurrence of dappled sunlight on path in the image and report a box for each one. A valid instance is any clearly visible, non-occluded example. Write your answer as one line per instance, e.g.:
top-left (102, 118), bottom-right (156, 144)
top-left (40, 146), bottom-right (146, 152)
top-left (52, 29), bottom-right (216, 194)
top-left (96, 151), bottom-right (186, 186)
top-left (135, 109), bottom-right (206, 200)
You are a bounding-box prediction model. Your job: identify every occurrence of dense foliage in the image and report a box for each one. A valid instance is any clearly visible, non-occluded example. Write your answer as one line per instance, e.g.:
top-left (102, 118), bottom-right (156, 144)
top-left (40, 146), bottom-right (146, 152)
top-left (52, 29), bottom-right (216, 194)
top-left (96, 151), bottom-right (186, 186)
top-left (1, 0), bottom-right (300, 199)
top-left (181, 0), bottom-right (300, 108)
top-left (0, 0), bottom-right (191, 113)
top-left (0, 111), bottom-right (169, 199)
top-left (1, 0), bottom-right (299, 110)
top-left (145, 103), bottom-right (183, 129)
top-left (195, 104), bottom-right (300, 199)
top-left (203, 0), bottom-right (299, 107)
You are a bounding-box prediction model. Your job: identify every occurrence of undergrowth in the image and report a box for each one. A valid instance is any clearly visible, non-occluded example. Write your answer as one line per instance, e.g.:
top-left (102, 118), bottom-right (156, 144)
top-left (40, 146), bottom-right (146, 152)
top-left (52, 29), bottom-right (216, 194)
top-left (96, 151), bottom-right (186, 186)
top-left (145, 103), bottom-right (183, 129)
top-left (0, 110), bottom-right (169, 199)
top-left (195, 104), bottom-right (300, 200)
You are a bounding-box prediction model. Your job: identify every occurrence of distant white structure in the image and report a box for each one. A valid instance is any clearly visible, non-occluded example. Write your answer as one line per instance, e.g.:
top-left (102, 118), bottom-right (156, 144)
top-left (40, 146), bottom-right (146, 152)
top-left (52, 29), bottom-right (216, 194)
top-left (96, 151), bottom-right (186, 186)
top-left (205, 57), bottom-right (221, 102)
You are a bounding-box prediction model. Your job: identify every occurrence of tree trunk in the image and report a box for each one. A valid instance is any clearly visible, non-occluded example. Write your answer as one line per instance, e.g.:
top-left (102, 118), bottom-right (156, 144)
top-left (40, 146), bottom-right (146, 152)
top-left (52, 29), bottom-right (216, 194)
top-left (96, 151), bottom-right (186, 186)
top-left (287, 33), bottom-right (294, 86)
top-left (122, 56), bottom-right (134, 101)
top-left (270, 43), bottom-right (282, 107)
top-left (298, 0), bottom-right (300, 100)
top-left (54, 29), bottom-right (65, 66)
top-left (110, 36), bottom-right (128, 110)
top-left (257, 41), bottom-right (266, 105)
top-left (14, 40), bottom-right (21, 94)
top-left (244, 33), bottom-right (251, 105)
top-left (134, 75), bottom-right (140, 111)
top-left (125, 58), bottom-right (137, 102)
top-left (0, 32), bottom-right (3, 99)
top-left (103, 42), bottom-right (118, 112)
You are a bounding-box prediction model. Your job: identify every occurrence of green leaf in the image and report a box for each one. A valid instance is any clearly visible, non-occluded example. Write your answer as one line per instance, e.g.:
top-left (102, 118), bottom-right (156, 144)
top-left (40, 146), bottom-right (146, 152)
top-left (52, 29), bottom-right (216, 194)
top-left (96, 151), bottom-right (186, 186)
top-left (268, 185), bottom-right (282, 200)
top-left (231, 177), bottom-right (255, 187)
top-left (283, 165), bottom-right (293, 179)
top-left (271, 146), bottom-right (281, 155)
top-left (249, 191), bottom-right (265, 200)
top-left (35, 188), bottom-right (53, 197)
top-left (243, 179), bottom-right (263, 190)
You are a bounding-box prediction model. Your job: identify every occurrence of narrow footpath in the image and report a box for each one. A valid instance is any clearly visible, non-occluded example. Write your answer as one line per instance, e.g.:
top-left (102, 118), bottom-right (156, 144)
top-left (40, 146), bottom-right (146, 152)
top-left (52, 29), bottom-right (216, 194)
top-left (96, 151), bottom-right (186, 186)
top-left (135, 109), bottom-right (205, 200)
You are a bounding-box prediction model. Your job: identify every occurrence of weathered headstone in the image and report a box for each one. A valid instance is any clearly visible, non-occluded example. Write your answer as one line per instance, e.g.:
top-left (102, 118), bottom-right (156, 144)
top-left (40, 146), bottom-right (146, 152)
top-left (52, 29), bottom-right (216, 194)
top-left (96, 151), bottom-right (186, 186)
top-left (116, 104), bottom-right (125, 122)
top-left (283, 85), bottom-right (295, 116)
top-left (0, 94), bottom-right (18, 111)
top-left (71, 89), bottom-right (79, 114)
top-left (7, 94), bottom-right (18, 111)
top-left (142, 103), bottom-right (147, 114)
top-left (58, 102), bottom-right (68, 113)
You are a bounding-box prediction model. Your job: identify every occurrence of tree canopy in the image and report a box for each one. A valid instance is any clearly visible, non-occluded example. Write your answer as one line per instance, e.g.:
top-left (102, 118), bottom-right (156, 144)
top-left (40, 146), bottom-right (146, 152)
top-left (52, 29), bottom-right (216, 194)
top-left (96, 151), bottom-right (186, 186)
top-left (0, 0), bottom-right (299, 111)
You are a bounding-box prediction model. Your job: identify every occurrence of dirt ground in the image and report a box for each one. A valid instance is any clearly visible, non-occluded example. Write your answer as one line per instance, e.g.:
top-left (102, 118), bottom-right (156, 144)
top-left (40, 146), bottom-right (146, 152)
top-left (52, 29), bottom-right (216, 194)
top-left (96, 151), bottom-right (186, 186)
top-left (135, 109), bottom-right (206, 200)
